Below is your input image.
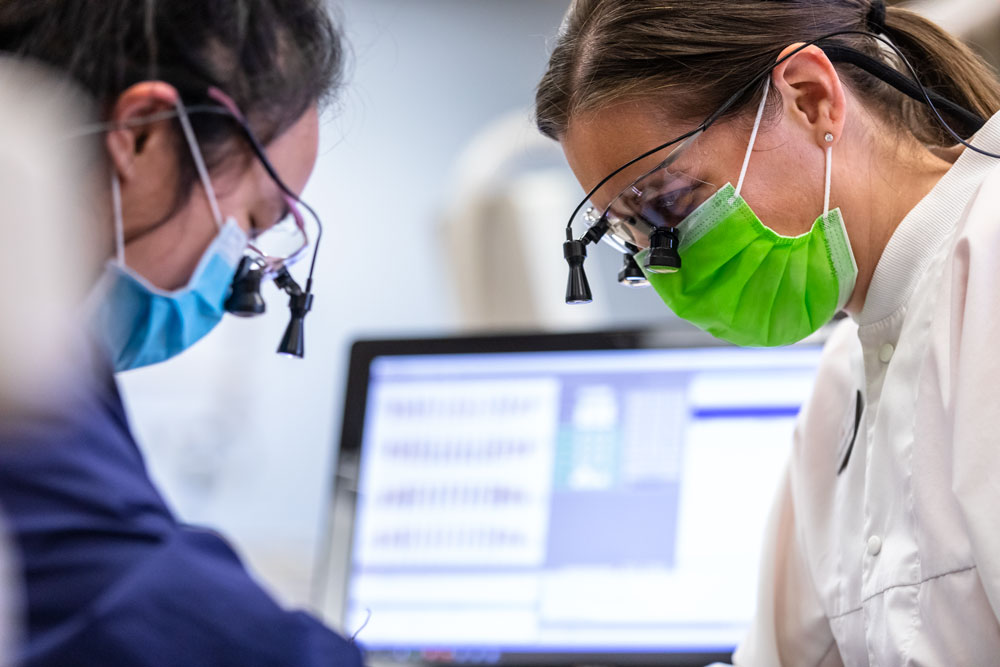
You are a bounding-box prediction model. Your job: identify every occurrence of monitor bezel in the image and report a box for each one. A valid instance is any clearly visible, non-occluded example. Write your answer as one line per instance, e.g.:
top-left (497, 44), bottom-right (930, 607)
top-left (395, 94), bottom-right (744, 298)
top-left (319, 327), bottom-right (818, 667)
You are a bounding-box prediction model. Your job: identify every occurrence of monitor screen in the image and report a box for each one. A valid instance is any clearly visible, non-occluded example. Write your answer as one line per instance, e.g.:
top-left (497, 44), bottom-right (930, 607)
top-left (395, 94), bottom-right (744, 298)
top-left (335, 336), bottom-right (822, 664)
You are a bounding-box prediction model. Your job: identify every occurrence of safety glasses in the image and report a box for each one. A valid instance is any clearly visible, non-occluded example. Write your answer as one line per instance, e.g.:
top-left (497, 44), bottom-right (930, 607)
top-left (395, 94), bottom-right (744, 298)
top-left (246, 193), bottom-right (309, 277)
top-left (584, 131), bottom-right (716, 255)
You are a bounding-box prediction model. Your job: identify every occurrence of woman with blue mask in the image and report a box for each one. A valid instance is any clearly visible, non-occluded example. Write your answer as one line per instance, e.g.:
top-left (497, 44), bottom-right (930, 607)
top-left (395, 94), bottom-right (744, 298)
top-left (0, 2), bottom-right (362, 666)
top-left (538, 0), bottom-right (1000, 664)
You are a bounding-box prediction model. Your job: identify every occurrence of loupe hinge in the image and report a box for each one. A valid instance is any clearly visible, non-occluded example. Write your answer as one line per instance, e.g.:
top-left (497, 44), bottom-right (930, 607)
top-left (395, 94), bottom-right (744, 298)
top-left (583, 217), bottom-right (609, 245)
top-left (274, 268), bottom-right (303, 296)
top-left (618, 253), bottom-right (650, 287)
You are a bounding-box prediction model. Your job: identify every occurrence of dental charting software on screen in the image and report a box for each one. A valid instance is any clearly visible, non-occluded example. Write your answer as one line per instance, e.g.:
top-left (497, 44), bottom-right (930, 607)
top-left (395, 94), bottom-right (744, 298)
top-left (344, 345), bottom-right (822, 656)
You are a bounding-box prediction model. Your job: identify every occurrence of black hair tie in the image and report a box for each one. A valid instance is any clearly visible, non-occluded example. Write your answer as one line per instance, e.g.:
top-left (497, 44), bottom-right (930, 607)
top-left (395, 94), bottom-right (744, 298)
top-left (866, 0), bottom-right (887, 34)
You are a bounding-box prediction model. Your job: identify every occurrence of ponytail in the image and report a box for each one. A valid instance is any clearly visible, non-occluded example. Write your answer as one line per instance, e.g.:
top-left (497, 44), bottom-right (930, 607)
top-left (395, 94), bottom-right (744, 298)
top-left (885, 5), bottom-right (1000, 144)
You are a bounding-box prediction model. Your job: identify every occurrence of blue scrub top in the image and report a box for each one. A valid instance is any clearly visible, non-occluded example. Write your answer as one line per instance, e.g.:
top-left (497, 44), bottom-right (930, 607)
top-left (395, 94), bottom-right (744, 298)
top-left (0, 343), bottom-right (364, 667)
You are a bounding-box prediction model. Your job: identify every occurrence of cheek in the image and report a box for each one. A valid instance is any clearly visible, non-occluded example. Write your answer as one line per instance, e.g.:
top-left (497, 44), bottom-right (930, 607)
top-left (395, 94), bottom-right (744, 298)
top-left (122, 189), bottom-right (221, 290)
top-left (738, 142), bottom-right (827, 236)
top-left (210, 167), bottom-right (260, 234)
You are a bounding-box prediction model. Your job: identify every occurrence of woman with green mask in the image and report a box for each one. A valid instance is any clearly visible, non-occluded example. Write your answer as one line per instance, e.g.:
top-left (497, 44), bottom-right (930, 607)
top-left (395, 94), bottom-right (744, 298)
top-left (537, 0), bottom-right (1000, 664)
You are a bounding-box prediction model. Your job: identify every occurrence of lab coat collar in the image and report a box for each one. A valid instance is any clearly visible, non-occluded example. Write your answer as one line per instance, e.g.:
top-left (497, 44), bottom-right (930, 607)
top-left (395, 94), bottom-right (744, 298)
top-left (856, 111), bottom-right (1000, 328)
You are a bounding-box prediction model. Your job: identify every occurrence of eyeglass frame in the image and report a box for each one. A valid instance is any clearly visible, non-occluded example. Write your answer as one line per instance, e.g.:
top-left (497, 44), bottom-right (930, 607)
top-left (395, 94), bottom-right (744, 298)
top-left (582, 130), bottom-right (705, 255)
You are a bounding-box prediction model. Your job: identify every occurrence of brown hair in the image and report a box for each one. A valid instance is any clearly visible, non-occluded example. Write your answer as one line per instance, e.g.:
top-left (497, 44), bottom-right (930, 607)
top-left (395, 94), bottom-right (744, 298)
top-left (536, 0), bottom-right (1000, 147)
top-left (0, 0), bottom-right (345, 199)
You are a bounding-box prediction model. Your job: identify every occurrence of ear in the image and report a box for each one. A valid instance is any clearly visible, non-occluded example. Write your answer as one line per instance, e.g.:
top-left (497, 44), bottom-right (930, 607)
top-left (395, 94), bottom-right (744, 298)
top-left (771, 44), bottom-right (847, 147)
top-left (105, 81), bottom-right (180, 181)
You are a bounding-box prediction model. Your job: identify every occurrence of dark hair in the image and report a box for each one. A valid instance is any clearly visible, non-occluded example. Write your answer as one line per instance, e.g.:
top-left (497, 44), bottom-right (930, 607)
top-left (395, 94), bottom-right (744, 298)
top-left (536, 0), bottom-right (1000, 147)
top-left (0, 0), bottom-right (345, 196)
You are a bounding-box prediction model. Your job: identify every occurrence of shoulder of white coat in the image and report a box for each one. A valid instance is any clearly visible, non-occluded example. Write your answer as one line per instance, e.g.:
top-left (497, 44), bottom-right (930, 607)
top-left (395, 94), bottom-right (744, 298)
top-left (941, 161), bottom-right (1000, 320)
top-left (930, 161), bottom-right (1000, 403)
top-left (953, 161), bottom-right (1000, 242)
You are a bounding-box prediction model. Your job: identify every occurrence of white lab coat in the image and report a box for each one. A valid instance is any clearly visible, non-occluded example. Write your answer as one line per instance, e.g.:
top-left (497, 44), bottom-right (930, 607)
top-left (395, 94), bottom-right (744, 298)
top-left (734, 110), bottom-right (1000, 666)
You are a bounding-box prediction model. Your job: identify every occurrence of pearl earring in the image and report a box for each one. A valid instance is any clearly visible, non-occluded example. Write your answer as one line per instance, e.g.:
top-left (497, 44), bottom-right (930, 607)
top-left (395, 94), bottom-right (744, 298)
top-left (825, 132), bottom-right (835, 143)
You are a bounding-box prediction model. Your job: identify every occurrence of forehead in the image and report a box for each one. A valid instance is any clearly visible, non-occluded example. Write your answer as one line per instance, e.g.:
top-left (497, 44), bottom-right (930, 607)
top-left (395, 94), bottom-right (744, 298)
top-left (562, 99), bottom-right (691, 211)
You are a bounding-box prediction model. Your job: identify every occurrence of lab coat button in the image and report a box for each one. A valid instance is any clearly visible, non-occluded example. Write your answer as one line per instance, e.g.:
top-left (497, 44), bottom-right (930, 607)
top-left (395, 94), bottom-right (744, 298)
top-left (878, 343), bottom-right (894, 363)
top-left (867, 535), bottom-right (883, 556)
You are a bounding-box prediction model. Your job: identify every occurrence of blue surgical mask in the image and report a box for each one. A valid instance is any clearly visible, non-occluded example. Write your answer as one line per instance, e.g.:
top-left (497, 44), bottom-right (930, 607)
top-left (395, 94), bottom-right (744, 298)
top-left (89, 97), bottom-right (249, 372)
top-left (90, 216), bottom-right (247, 372)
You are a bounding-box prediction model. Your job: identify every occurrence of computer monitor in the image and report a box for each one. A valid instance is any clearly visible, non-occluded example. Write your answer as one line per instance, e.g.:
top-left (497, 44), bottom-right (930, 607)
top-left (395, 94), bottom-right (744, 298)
top-left (321, 329), bottom-right (823, 666)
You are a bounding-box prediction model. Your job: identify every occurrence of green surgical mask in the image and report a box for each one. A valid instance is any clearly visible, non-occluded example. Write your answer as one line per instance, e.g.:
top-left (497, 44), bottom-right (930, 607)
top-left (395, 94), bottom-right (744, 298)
top-left (636, 78), bottom-right (857, 347)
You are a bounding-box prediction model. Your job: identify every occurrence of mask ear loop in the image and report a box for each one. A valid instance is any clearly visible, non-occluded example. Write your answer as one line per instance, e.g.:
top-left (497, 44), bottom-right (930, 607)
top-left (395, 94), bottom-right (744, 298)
top-left (174, 97), bottom-right (224, 231)
top-left (823, 133), bottom-right (834, 222)
top-left (110, 171), bottom-right (127, 266)
top-left (733, 76), bottom-right (772, 203)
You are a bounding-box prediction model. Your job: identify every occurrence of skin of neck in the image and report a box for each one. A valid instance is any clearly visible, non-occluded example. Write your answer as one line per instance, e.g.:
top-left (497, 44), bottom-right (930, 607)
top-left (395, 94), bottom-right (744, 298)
top-left (833, 104), bottom-right (958, 315)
